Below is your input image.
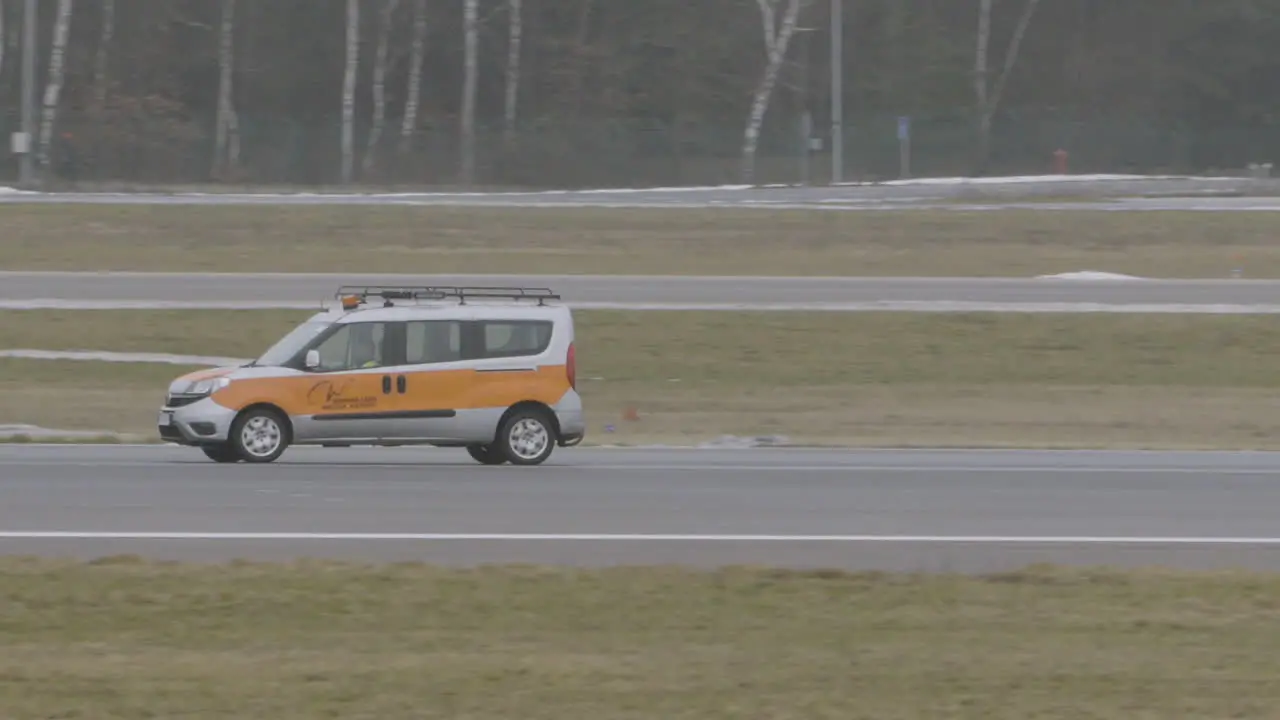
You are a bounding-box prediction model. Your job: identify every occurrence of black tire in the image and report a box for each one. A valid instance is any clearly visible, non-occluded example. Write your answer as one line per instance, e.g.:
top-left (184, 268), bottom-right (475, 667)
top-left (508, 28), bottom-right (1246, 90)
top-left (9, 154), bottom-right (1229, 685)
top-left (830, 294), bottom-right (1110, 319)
top-left (229, 407), bottom-right (290, 463)
top-left (466, 444), bottom-right (509, 465)
top-left (495, 407), bottom-right (556, 466)
top-left (201, 444), bottom-right (241, 463)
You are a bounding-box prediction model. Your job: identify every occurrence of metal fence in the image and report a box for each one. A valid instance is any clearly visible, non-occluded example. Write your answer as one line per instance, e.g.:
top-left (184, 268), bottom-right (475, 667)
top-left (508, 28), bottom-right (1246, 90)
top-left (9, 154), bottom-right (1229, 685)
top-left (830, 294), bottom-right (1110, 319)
top-left (2, 104), bottom-right (1277, 189)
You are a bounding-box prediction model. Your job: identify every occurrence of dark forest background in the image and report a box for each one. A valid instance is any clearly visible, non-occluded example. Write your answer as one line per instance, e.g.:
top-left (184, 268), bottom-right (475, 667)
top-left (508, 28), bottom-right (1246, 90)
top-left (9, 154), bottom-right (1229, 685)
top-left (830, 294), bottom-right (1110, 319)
top-left (1, 0), bottom-right (1277, 188)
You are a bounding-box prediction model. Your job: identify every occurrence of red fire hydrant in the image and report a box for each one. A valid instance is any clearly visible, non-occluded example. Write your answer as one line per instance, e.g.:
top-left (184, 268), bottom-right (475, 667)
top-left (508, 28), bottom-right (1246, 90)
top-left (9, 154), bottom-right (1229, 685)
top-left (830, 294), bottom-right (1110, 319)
top-left (1052, 148), bottom-right (1069, 175)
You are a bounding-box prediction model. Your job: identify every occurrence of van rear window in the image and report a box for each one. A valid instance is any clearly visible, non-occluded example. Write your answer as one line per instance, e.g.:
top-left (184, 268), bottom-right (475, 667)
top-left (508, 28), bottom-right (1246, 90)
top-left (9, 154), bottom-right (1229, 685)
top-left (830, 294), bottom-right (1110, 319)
top-left (480, 320), bottom-right (553, 359)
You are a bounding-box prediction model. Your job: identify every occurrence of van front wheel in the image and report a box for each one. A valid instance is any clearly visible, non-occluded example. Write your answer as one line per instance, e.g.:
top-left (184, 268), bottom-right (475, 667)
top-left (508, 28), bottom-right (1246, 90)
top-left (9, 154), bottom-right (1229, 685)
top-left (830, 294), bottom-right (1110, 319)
top-left (497, 408), bottom-right (555, 466)
top-left (230, 407), bottom-right (289, 463)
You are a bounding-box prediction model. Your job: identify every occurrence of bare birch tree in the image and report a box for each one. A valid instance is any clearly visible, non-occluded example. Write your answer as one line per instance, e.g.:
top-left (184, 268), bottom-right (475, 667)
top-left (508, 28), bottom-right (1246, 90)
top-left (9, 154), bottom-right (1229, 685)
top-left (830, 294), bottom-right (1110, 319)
top-left (37, 0), bottom-right (73, 173)
top-left (740, 0), bottom-right (807, 184)
top-left (0, 0), bottom-right (6, 88)
top-left (503, 0), bottom-right (523, 148)
top-left (341, 0), bottom-right (360, 183)
top-left (93, 0), bottom-right (114, 112)
top-left (212, 0), bottom-right (238, 179)
top-left (2, 3), bottom-right (16, 86)
top-left (460, 0), bottom-right (478, 185)
top-left (227, 106), bottom-right (241, 173)
top-left (973, 0), bottom-right (1041, 172)
top-left (363, 0), bottom-right (400, 175)
top-left (398, 0), bottom-right (426, 155)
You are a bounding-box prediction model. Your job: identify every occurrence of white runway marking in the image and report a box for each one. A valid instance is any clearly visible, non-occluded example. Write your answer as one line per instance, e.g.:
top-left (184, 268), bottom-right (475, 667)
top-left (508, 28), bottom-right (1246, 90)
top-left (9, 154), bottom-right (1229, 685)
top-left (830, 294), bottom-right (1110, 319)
top-left (564, 463), bottom-right (1280, 475)
top-left (2, 531), bottom-right (1280, 544)
top-left (0, 349), bottom-right (247, 366)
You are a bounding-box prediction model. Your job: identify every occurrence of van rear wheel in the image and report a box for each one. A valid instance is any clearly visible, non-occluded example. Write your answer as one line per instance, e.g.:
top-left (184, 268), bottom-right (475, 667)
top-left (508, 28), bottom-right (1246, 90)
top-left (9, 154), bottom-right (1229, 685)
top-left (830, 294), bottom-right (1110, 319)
top-left (496, 408), bottom-right (555, 466)
top-left (466, 444), bottom-right (508, 465)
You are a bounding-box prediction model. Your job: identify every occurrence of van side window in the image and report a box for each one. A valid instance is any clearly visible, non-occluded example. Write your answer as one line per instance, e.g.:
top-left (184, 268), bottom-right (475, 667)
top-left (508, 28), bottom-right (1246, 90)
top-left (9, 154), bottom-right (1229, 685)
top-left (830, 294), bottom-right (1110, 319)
top-left (405, 320), bottom-right (462, 364)
top-left (312, 322), bottom-right (388, 371)
top-left (480, 320), bottom-right (553, 359)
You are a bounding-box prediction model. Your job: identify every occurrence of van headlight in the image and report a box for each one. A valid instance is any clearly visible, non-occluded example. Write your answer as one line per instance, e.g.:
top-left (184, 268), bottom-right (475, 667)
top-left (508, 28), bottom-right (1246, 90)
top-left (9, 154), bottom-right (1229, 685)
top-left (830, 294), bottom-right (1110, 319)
top-left (186, 377), bottom-right (232, 397)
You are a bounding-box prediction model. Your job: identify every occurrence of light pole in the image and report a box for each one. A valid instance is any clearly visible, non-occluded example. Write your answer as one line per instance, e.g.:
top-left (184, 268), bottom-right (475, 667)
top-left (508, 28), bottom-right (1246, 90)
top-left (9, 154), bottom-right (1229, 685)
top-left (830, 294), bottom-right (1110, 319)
top-left (19, 0), bottom-right (36, 186)
top-left (829, 0), bottom-right (843, 184)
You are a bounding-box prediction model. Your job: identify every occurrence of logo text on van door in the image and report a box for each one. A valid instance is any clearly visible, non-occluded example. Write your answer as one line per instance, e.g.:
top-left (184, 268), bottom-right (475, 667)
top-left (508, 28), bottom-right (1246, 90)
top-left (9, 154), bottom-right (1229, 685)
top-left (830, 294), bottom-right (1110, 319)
top-left (306, 379), bottom-right (377, 411)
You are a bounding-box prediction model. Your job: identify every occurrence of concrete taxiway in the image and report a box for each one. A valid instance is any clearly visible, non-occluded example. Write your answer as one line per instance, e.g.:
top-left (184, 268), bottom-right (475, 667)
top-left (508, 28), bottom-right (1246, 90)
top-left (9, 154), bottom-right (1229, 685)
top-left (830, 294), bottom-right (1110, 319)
top-left (3, 175), bottom-right (1280, 209)
top-left (4, 445), bottom-right (1280, 572)
top-left (3, 271), bottom-right (1280, 313)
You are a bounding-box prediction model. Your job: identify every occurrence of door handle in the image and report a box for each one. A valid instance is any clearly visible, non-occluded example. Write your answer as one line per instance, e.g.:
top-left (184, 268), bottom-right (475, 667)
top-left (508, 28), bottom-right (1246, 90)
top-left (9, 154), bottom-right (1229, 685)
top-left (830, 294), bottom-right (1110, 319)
top-left (396, 375), bottom-right (407, 394)
top-left (381, 375), bottom-right (392, 394)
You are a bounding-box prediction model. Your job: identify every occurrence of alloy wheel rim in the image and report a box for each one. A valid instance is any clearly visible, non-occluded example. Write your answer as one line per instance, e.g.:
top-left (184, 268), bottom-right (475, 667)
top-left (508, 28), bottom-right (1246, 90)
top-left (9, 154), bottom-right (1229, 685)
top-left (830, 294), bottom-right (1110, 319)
top-left (508, 418), bottom-right (549, 460)
top-left (240, 415), bottom-right (282, 457)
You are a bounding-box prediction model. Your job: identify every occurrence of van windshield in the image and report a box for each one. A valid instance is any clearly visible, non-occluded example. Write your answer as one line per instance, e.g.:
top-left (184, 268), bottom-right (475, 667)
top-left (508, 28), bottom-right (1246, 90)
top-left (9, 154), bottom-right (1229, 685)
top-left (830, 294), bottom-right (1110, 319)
top-left (252, 321), bottom-right (332, 367)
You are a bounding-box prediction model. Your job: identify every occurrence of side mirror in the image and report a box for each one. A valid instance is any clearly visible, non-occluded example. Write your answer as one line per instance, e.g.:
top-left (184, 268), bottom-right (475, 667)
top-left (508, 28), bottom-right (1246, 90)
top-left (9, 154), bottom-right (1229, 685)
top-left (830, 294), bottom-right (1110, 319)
top-left (304, 349), bottom-right (320, 370)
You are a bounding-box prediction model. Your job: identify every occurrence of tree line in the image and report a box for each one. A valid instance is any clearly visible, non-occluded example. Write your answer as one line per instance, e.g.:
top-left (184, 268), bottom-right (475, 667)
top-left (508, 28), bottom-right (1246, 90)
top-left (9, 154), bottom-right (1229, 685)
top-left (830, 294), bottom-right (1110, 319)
top-left (1, 0), bottom-right (1278, 189)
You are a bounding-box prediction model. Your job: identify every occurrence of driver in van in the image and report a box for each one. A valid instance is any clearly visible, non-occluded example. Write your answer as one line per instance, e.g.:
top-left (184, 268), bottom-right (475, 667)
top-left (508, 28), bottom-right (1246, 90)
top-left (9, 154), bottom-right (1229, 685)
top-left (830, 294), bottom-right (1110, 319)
top-left (350, 326), bottom-right (382, 368)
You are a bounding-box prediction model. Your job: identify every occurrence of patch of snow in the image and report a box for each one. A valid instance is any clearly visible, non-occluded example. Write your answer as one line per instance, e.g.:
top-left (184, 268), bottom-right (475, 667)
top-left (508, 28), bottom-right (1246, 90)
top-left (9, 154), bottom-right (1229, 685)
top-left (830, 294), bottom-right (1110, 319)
top-left (574, 184), bottom-right (756, 194)
top-left (697, 435), bottom-right (792, 449)
top-left (1035, 271), bottom-right (1148, 281)
top-left (0, 349), bottom-right (247, 366)
top-left (338, 184), bottom-right (759, 197)
top-left (6, 184), bottom-right (762, 200)
top-left (858, 174), bottom-right (1243, 187)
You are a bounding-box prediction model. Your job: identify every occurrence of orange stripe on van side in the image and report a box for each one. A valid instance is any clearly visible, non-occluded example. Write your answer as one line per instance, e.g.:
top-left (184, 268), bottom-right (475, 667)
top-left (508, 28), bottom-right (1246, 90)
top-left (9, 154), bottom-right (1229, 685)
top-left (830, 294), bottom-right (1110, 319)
top-left (210, 376), bottom-right (341, 416)
top-left (465, 365), bottom-right (570, 409)
top-left (208, 364), bottom-right (571, 417)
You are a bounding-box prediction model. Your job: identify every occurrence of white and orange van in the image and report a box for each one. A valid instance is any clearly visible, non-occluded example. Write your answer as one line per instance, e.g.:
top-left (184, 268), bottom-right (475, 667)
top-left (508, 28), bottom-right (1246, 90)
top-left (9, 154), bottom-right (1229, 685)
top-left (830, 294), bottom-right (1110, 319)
top-left (157, 286), bottom-right (584, 465)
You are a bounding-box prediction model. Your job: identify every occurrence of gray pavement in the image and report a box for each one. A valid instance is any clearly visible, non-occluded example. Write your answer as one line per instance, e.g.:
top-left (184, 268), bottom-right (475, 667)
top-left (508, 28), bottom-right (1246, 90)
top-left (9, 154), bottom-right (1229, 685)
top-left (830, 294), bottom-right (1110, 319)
top-left (4, 175), bottom-right (1280, 209)
top-left (5, 445), bottom-right (1280, 572)
top-left (5, 271), bottom-right (1280, 312)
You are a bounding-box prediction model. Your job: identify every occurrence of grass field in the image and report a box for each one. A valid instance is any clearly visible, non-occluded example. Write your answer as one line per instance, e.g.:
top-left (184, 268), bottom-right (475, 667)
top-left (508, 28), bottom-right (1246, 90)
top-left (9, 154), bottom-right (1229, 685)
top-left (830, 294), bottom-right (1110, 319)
top-left (2, 204), bottom-right (1278, 277)
top-left (6, 309), bottom-right (1280, 448)
top-left (0, 558), bottom-right (1278, 719)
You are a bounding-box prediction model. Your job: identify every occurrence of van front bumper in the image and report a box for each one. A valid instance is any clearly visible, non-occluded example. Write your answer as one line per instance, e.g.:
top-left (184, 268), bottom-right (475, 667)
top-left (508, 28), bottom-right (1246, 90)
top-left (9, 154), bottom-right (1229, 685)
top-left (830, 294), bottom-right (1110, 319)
top-left (156, 396), bottom-right (238, 446)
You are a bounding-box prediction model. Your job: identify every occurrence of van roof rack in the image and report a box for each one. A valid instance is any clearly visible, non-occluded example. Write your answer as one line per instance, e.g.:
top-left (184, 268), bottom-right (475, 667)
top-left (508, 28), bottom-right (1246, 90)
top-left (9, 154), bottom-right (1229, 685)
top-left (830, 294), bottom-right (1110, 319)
top-left (334, 285), bottom-right (562, 308)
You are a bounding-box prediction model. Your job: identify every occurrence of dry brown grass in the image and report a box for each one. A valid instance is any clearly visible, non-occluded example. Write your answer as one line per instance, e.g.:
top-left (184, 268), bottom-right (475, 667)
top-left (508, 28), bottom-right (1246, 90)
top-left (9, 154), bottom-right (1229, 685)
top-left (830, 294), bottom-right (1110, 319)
top-left (6, 309), bottom-right (1280, 447)
top-left (2, 204), bottom-right (1278, 276)
top-left (1, 558), bottom-right (1279, 719)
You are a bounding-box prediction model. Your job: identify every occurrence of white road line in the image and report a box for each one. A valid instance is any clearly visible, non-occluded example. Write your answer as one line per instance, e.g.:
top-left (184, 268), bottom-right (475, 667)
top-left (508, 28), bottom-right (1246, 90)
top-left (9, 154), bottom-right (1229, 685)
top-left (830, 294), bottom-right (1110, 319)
top-left (551, 464), bottom-right (1280, 474)
top-left (0, 532), bottom-right (1279, 544)
top-left (0, 349), bottom-right (246, 366)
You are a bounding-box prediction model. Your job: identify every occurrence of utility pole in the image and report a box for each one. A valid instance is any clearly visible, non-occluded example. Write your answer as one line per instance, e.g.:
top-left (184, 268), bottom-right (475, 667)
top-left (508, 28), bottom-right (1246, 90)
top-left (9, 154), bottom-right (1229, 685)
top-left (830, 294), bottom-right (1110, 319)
top-left (829, 0), bottom-right (843, 184)
top-left (19, 0), bottom-right (37, 186)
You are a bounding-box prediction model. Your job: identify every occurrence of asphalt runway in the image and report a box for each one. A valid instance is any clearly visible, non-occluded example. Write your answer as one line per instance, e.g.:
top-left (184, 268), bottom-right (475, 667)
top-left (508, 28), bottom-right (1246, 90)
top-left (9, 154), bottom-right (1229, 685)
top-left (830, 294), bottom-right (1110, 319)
top-left (5, 444), bottom-right (1280, 572)
top-left (3, 175), bottom-right (1280, 208)
top-left (4, 271), bottom-right (1280, 312)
